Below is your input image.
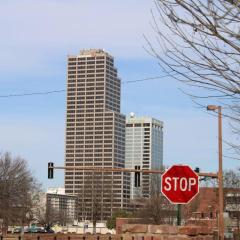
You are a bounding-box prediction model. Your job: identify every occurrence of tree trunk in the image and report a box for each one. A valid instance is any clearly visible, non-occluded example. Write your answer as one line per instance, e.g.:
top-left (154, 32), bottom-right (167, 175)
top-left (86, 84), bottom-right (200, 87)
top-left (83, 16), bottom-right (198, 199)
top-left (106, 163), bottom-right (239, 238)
top-left (237, 216), bottom-right (240, 240)
top-left (93, 220), bottom-right (96, 234)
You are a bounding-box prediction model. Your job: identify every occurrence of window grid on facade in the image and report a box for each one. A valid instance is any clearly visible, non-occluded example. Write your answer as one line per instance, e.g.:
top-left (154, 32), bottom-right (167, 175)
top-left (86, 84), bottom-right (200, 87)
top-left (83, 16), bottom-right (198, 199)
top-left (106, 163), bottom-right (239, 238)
top-left (65, 49), bottom-right (130, 221)
top-left (125, 116), bottom-right (163, 199)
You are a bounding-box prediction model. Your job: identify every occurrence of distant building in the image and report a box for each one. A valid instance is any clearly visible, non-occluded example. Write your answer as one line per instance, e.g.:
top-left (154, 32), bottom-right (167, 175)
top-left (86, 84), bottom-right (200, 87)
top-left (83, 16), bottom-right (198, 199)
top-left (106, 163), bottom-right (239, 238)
top-left (184, 187), bottom-right (240, 230)
top-left (64, 49), bottom-right (130, 221)
top-left (125, 114), bottom-right (163, 199)
top-left (46, 188), bottom-right (77, 226)
top-left (183, 187), bottom-right (218, 220)
top-left (47, 187), bottom-right (65, 195)
top-left (225, 189), bottom-right (240, 220)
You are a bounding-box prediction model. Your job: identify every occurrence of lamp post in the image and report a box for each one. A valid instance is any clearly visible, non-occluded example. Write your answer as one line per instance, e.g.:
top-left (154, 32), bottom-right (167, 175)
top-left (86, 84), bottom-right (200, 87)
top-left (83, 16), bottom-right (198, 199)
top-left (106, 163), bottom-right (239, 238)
top-left (207, 105), bottom-right (224, 240)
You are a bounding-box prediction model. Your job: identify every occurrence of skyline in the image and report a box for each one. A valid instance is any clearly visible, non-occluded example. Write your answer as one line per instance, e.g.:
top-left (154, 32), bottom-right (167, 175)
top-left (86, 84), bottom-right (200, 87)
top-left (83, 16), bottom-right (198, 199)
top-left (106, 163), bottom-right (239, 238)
top-left (0, 0), bottom-right (237, 189)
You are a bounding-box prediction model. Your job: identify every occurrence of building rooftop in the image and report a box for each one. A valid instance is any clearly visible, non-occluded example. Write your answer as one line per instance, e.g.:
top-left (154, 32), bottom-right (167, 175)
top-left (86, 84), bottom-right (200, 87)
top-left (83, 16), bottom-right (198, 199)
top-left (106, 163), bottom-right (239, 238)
top-left (126, 113), bottom-right (163, 127)
top-left (47, 187), bottom-right (65, 195)
top-left (68, 49), bottom-right (113, 59)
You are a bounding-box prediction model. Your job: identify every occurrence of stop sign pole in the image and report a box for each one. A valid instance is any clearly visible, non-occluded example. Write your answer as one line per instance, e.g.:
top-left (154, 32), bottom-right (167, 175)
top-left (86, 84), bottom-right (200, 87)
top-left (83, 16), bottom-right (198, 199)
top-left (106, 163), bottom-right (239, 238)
top-left (161, 165), bottom-right (199, 226)
top-left (161, 165), bottom-right (199, 204)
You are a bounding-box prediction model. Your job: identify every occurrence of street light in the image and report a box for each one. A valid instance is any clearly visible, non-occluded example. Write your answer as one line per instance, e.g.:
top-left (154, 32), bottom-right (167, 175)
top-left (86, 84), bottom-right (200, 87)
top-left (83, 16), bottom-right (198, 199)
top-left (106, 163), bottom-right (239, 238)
top-left (207, 105), bottom-right (224, 240)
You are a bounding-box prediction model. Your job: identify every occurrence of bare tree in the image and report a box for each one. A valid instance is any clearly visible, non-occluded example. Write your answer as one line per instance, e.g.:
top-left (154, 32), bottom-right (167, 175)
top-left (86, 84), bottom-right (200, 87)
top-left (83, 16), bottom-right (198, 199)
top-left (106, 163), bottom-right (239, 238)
top-left (31, 192), bottom-right (48, 226)
top-left (147, 0), bottom-right (240, 154)
top-left (77, 171), bottom-right (128, 233)
top-left (91, 172), bottom-right (103, 234)
top-left (148, 0), bottom-right (240, 97)
top-left (45, 205), bottom-right (61, 226)
top-left (134, 173), bottom-right (176, 224)
top-left (0, 152), bottom-right (40, 233)
top-left (134, 194), bottom-right (176, 224)
top-left (77, 171), bottom-right (106, 233)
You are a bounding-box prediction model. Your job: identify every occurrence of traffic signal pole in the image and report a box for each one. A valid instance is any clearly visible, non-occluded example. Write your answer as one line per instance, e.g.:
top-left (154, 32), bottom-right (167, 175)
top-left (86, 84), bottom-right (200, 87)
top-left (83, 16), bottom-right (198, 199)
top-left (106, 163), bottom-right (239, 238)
top-left (48, 164), bottom-right (218, 228)
top-left (48, 165), bottom-right (218, 178)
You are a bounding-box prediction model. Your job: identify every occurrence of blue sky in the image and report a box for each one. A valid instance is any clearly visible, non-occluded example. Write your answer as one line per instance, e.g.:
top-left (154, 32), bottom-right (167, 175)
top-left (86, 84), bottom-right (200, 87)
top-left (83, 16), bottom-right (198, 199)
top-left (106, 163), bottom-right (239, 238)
top-left (0, 0), bottom-right (238, 189)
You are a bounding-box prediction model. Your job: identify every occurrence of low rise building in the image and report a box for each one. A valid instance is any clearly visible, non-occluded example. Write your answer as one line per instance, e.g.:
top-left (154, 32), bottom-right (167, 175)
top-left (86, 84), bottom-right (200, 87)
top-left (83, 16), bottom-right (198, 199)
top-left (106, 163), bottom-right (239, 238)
top-left (46, 188), bottom-right (77, 226)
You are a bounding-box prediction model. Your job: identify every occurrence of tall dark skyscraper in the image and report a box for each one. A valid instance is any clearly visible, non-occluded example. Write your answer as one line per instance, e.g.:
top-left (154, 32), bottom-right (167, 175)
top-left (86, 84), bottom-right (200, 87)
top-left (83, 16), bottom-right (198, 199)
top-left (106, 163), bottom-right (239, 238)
top-left (65, 49), bottom-right (129, 221)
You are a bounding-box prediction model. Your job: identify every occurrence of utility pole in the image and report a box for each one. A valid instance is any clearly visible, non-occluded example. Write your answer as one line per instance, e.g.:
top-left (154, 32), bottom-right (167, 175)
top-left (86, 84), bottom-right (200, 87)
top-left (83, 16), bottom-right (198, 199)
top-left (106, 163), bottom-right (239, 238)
top-left (207, 105), bottom-right (224, 240)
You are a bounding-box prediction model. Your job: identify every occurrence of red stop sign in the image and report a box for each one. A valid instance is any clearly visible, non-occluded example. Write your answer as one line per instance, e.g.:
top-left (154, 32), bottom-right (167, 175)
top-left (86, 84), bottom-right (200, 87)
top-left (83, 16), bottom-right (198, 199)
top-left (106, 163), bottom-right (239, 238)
top-left (161, 165), bottom-right (199, 204)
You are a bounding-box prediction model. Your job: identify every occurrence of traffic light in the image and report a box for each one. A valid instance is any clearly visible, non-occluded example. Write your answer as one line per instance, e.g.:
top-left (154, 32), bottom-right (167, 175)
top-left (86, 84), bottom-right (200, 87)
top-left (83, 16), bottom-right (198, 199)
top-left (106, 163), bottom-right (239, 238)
top-left (194, 167), bottom-right (207, 181)
top-left (134, 166), bottom-right (141, 187)
top-left (48, 162), bottom-right (54, 179)
top-left (194, 167), bottom-right (200, 173)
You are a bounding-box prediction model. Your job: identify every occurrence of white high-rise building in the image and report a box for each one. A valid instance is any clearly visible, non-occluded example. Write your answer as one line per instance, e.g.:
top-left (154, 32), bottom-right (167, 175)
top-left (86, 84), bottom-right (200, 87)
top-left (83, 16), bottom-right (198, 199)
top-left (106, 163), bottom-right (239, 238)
top-left (125, 114), bottom-right (163, 199)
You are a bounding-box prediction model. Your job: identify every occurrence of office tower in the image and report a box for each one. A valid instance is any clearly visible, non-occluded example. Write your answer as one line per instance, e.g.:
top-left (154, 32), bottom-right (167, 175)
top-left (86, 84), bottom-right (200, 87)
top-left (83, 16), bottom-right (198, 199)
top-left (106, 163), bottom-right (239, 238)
top-left (64, 49), bottom-right (129, 221)
top-left (125, 113), bottom-right (163, 199)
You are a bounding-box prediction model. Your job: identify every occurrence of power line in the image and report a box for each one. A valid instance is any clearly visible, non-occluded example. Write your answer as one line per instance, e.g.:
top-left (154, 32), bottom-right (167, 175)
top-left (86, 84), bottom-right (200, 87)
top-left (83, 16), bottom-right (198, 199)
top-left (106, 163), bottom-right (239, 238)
top-left (122, 75), bottom-right (164, 84)
top-left (0, 75), bottom-right (169, 98)
top-left (0, 59), bottom-right (238, 99)
top-left (0, 89), bottom-right (65, 98)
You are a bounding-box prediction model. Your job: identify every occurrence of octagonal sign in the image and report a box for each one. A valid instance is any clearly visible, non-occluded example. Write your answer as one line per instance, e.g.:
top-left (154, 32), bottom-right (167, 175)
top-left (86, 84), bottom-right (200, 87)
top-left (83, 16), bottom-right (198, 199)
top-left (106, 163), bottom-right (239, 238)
top-left (161, 165), bottom-right (199, 204)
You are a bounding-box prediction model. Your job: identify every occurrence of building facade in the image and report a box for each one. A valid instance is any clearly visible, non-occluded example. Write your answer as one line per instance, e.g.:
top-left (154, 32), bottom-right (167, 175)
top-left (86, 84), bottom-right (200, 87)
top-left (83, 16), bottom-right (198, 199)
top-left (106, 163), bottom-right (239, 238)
top-left (64, 49), bottom-right (130, 221)
top-left (125, 114), bottom-right (163, 199)
top-left (46, 189), bottom-right (77, 226)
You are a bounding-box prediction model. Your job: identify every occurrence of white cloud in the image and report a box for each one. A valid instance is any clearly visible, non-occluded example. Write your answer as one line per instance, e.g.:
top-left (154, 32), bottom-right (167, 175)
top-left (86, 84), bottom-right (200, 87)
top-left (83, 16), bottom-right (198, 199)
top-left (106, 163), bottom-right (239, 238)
top-left (0, 0), bottom-right (156, 81)
top-left (0, 0), bottom-right (154, 58)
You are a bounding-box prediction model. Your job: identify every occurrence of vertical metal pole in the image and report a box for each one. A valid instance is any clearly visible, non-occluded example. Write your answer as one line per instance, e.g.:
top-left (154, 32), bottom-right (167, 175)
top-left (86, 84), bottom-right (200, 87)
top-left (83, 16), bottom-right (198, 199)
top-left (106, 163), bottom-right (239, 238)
top-left (218, 106), bottom-right (224, 240)
top-left (177, 204), bottom-right (181, 226)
